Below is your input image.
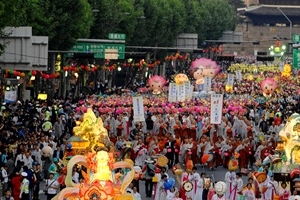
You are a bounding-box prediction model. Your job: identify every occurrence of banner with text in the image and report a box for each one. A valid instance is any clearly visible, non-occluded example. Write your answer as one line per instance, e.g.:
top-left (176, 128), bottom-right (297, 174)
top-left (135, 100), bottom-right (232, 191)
top-left (204, 76), bottom-right (212, 91)
top-left (4, 91), bottom-right (17, 103)
top-left (210, 94), bottom-right (223, 124)
top-left (132, 96), bottom-right (145, 122)
top-left (168, 83), bottom-right (177, 102)
top-left (227, 73), bottom-right (235, 86)
top-left (184, 81), bottom-right (192, 100)
top-left (235, 71), bottom-right (242, 82)
top-left (177, 84), bottom-right (186, 102)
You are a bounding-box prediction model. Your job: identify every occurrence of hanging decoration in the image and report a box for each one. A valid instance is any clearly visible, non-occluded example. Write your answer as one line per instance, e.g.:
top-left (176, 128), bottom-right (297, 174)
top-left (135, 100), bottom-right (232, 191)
top-left (165, 52), bottom-right (189, 61)
top-left (6, 70), bottom-right (60, 79)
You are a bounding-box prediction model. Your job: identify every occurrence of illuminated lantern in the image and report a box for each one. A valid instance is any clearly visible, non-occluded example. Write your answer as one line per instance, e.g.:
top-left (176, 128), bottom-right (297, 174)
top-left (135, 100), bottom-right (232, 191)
top-left (260, 78), bottom-right (278, 98)
top-left (148, 75), bottom-right (166, 95)
top-left (225, 85), bottom-right (233, 93)
top-left (174, 73), bottom-right (189, 85)
top-left (186, 160), bottom-right (193, 171)
top-left (32, 70), bottom-right (37, 76)
top-left (67, 136), bottom-right (89, 149)
top-left (190, 58), bottom-right (220, 85)
top-left (281, 64), bottom-right (291, 77)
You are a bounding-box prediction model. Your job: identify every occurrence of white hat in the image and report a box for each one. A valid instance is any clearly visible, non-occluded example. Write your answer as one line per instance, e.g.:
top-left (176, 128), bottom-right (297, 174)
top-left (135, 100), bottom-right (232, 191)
top-left (21, 172), bottom-right (27, 177)
top-left (145, 158), bottom-right (154, 164)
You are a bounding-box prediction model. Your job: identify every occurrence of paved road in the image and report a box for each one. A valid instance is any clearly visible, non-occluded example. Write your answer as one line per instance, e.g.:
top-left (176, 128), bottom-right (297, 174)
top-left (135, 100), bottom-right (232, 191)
top-left (36, 165), bottom-right (251, 199)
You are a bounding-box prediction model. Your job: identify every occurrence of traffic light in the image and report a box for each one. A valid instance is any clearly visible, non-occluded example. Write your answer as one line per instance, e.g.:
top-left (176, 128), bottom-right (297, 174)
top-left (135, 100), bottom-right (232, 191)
top-left (55, 61), bottom-right (61, 71)
top-left (55, 54), bottom-right (61, 71)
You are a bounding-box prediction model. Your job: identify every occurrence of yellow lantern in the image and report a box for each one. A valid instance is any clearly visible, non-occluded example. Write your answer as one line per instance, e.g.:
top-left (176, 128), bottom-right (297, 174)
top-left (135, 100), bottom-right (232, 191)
top-left (67, 136), bottom-right (89, 149)
top-left (225, 85), bottom-right (233, 93)
top-left (281, 64), bottom-right (291, 77)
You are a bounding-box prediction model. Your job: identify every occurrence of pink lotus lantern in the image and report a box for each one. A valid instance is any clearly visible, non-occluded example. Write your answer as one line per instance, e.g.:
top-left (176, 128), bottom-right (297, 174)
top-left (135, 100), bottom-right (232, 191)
top-left (249, 151), bottom-right (252, 155)
top-left (188, 151), bottom-right (192, 155)
top-left (82, 107), bottom-right (87, 113)
top-left (167, 149), bottom-right (172, 153)
top-left (138, 151), bottom-right (143, 155)
top-left (75, 107), bottom-right (81, 112)
top-left (179, 152), bottom-right (182, 155)
top-left (175, 149), bottom-right (179, 153)
top-left (224, 152), bottom-right (229, 156)
top-left (168, 103), bottom-right (172, 108)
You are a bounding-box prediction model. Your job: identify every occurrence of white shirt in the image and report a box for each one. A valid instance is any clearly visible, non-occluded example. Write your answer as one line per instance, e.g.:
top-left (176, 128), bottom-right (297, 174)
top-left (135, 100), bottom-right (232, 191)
top-left (23, 156), bottom-right (34, 169)
top-left (133, 192), bottom-right (141, 200)
top-left (15, 154), bottom-right (25, 167)
top-left (46, 179), bottom-right (59, 194)
top-left (1, 168), bottom-right (8, 183)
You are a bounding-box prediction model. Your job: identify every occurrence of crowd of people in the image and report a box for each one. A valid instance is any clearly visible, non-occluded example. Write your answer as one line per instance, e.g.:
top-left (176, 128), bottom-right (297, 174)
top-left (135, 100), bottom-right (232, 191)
top-left (0, 71), bottom-right (299, 200)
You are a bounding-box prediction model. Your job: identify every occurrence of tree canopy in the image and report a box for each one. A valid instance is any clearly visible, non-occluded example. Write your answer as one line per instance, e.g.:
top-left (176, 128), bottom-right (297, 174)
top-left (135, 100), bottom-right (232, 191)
top-left (0, 0), bottom-right (237, 51)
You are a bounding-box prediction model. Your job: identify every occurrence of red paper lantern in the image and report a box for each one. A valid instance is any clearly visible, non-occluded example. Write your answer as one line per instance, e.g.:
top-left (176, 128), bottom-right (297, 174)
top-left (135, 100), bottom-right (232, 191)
top-left (13, 70), bottom-right (18, 75)
top-left (45, 74), bottom-right (49, 79)
top-left (122, 63), bottom-right (127, 67)
top-left (32, 70), bottom-right (37, 76)
top-left (80, 65), bottom-right (85, 69)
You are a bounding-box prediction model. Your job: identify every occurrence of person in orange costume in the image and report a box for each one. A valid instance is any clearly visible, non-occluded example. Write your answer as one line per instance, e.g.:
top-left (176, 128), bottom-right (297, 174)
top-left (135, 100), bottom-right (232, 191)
top-left (260, 143), bottom-right (274, 161)
top-left (214, 136), bottom-right (223, 168)
top-left (174, 119), bottom-right (182, 139)
top-left (237, 140), bottom-right (248, 169)
top-left (188, 118), bottom-right (197, 141)
top-left (189, 138), bottom-right (198, 166)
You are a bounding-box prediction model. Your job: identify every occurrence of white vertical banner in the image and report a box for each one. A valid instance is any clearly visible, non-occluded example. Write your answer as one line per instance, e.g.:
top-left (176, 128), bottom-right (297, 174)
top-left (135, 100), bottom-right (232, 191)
top-left (210, 94), bottom-right (223, 124)
top-left (132, 96), bottom-right (145, 122)
top-left (203, 76), bottom-right (212, 91)
top-left (227, 73), bottom-right (235, 86)
top-left (4, 91), bottom-right (17, 103)
top-left (177, 84), bottom-right (186, 102)
top-left (235, 71), bottom-right (242, 82)
top-left (168, 83), bottom-right (177, 102)
top-left (184, 81), bottom-right (192, 100)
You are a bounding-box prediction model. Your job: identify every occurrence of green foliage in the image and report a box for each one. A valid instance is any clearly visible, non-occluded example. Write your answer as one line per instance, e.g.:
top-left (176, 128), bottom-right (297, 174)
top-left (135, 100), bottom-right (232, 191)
top-left (0, 0), bottom-right (237, 53)
top-left (25, 0), bottom-right (94, 50)
top-left (0, 0), bottom-right (28, 54)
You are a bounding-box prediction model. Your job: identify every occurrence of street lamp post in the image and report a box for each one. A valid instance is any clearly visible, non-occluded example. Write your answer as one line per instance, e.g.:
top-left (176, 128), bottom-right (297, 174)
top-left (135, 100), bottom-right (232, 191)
top-left (277, 7), bottom-right (292, 42)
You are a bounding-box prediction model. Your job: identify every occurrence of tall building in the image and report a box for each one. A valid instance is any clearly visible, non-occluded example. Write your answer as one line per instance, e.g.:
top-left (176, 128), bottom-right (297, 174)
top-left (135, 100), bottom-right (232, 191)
top-left (217, 0), bottom-right (300, 55)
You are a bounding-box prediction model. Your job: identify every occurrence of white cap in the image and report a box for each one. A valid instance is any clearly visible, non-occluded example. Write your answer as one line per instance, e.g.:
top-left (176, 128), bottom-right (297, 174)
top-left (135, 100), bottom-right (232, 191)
top-left (21, 172), bottom-right (27, 177)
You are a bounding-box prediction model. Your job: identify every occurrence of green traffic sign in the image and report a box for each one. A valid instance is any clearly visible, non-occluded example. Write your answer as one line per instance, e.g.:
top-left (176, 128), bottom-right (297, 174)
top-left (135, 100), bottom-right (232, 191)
top-left (293, 34), bottom-right (300, 43)
top-left (65, 43), bottom-right (125, 59)
top-left (108, 33), bottom-right (126, 40)
top-left (293, 49), bottom-right (300, 69)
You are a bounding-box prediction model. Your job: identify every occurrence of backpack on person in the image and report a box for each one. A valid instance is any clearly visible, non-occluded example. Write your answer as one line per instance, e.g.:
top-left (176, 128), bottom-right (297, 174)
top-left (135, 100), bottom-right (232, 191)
top-left (147, 164), bottom-right (155, 177)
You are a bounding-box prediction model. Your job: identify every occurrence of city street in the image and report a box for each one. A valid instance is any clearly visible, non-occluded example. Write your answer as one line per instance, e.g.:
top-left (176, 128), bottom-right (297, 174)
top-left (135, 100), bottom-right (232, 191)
top-left (37, 165), bottom-right (252, 199)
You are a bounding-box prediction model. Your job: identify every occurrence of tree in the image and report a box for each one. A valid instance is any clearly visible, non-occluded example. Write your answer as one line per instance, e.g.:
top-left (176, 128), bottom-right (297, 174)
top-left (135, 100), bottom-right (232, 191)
top-left (25, 0), bottom-right (94, 50)
top-left (199, 0), bottom-right (236, 41)
top-left (89, 0), bottom-right (139, 44)
top-left (0, 0), bottom-right (28, 54)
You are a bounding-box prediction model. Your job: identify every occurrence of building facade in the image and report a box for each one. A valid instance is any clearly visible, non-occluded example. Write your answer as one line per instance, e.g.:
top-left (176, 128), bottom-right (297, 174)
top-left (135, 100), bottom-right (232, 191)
top-left (220, 0), bottom-right (300, 55)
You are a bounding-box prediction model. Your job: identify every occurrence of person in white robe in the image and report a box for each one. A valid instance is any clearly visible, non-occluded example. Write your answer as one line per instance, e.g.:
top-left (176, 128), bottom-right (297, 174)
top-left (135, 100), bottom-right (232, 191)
top-left (224, 170), bottom-right (236, 199)
top-left (187, 167), bottom-right (200, 199)
top-left (279, 182), bottom-right (291, 200)
top-left (166, 187), bottom-right (177, 200)
top-left (154, 174), bottom-right (167, 200)
top-left (265, 175), bottom-right (278, 200)
top-left (233, 173), bottom-right (244, 200)
top-left (211, 193), bottom-right (226, 200)
top-left (243, 183), bottom-right (255, 200)
top-left (194, 172), bottom-right (206, 199)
